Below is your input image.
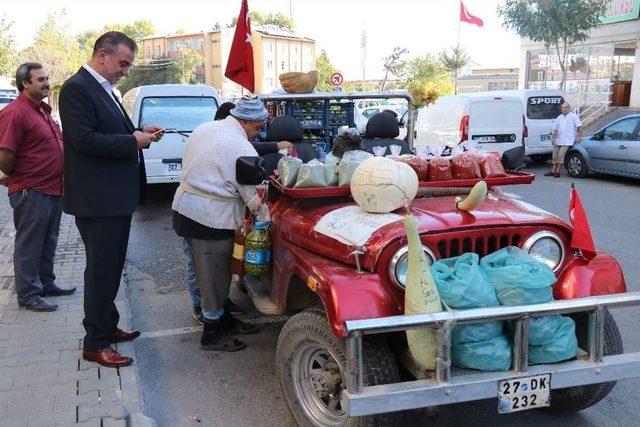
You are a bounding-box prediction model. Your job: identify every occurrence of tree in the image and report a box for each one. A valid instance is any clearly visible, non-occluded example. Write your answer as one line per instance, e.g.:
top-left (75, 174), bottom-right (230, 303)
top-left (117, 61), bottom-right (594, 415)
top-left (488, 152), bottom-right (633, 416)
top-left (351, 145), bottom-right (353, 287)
top-left (315, 49), bottom-right (336, 92)
top-left (20, 10), bottom-right (82, 88)
top-left (77, 20), bottom-right (156, 60)
top-left (0, 15), bottom-right (17, 77)
top-left (498, 0), bottom-right (607, 90)
top-left (381, 46), bottom-right (408, 91)
top-left (440, 46), bottom-right (470, 94)
top-left (117, 49), bottom-right (204, 94)
top-left (400, 54), bottom-right (454, 111)
top-left (232, 11), bottom-right (295, 29)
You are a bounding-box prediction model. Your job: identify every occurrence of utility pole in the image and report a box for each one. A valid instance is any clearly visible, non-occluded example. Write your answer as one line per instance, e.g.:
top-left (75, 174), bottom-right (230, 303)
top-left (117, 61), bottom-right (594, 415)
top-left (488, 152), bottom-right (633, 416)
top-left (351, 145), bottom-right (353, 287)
top-left (289, 0), bottom-right (293, 18)
top-left (360, 25), bottom-right (367, 92)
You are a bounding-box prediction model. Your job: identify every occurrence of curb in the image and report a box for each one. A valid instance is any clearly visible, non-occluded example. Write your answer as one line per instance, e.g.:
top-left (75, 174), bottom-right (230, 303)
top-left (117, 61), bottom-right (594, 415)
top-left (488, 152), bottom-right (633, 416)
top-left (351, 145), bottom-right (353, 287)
top-left (128, 411), bottom-right (158, 427)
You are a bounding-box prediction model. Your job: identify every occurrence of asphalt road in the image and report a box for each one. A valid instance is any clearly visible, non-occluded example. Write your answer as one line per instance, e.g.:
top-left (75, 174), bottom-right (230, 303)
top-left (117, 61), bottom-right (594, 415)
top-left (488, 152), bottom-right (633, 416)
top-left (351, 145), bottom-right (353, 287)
top-left (126, 161), bottom-right (640, 427)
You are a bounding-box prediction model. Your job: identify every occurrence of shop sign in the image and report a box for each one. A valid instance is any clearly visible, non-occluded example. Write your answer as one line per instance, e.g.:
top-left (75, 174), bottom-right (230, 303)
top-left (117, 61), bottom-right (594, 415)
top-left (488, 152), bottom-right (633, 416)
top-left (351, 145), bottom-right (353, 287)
top-left (600, 0), bottom-right (640, 24)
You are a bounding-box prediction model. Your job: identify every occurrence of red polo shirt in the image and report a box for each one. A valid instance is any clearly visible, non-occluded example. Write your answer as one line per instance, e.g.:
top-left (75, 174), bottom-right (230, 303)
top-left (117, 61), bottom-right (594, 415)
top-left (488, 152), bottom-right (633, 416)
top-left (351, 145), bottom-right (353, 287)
top-left (0, 93), bottom-right (63, 195)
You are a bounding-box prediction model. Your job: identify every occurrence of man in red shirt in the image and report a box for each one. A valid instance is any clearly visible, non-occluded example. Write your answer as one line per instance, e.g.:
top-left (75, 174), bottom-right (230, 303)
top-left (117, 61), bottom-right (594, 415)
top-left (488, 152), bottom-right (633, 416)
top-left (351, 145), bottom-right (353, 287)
top-left (0, 62), bottom-right (76, 311)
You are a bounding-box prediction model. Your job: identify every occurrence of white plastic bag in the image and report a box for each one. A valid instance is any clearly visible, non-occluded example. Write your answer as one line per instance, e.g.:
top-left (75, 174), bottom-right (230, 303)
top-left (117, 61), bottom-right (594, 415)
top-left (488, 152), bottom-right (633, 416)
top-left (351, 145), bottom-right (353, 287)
top-left (324, 154), bottom-right (339, 186)
top-left (389, 144), bottom-right (402, 156)
top-left (341, 150), bottom-right (373, 163)
top-left (372, 146), bottom-right (387, 157)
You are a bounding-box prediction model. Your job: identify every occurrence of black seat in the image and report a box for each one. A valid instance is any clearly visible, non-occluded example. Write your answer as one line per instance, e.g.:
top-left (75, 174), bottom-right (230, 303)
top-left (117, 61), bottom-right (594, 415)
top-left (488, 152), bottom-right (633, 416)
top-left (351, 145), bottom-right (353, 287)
top-left (266, 115), bottom-right (316, 163)
top-left (362, 112), bottom-right (411, 155)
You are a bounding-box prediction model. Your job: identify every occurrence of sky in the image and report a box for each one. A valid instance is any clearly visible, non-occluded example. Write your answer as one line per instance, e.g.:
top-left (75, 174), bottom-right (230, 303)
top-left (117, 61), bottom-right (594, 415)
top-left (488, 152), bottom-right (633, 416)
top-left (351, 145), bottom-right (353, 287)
top-left (2, 0), bottom-right (522, 80)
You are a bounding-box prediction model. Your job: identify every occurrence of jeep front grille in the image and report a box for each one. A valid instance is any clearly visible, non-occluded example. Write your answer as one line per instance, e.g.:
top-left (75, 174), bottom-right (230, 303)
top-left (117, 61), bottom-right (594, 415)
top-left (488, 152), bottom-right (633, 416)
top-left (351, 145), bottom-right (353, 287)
top-left (433, 231), bottom-right (522, 259)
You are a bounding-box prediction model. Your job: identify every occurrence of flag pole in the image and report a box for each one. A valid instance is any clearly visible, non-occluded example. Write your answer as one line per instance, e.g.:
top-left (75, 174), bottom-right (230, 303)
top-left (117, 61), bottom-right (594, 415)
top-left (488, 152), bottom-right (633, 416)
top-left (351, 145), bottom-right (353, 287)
top-left (457, 1), bottom-right (461, 50)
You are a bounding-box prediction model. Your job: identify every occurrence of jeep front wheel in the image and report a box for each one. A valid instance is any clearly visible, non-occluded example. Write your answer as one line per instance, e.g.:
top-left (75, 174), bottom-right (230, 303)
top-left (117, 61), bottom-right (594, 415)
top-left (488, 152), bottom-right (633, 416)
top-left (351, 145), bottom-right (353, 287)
top-left (547, 309), bottom-right (622, 413)
top-left (276, 308), bottom-right (401, 427)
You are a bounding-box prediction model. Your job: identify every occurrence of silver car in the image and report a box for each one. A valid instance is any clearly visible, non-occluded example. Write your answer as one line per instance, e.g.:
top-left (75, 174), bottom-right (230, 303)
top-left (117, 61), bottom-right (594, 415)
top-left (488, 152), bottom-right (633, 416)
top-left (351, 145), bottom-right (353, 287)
top-left (566, 114), bottom-right (640, 179)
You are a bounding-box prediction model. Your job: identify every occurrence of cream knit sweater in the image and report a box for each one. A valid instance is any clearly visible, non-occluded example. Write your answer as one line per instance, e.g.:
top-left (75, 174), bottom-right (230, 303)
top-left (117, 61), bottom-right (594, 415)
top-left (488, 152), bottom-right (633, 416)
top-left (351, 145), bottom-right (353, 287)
top-left (171, 116), bottom-right (258, 230)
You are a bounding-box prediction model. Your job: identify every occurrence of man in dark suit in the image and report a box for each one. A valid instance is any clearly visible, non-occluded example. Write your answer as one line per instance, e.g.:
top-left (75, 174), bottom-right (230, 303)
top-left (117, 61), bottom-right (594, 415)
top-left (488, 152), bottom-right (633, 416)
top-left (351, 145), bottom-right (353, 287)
top-left (59, 31), bottom-right (163, 368)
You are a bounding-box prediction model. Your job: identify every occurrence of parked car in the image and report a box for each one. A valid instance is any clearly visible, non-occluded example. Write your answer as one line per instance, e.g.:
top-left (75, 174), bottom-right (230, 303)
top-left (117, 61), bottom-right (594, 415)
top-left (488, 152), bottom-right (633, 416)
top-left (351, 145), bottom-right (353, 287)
top-left (565, 114), bottom-right (640, 179)
top-left (121, 84), bottom-right (221, 184)
top-left (482, 89), bottom-right (565, 161)
top-left (236, 91), bottom-right (640, 426)
top-left (355, 104), bottom-right (408, 135)
top-left (414, 93), bottom-right (525, 155)
top-left (0, 95), bottom-right (15, 111)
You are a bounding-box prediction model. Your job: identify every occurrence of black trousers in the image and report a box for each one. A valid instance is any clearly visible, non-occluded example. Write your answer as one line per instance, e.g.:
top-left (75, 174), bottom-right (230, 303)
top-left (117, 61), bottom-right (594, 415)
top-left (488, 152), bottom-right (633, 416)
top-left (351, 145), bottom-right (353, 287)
top-left (75, 215), bottom-right (132, 350)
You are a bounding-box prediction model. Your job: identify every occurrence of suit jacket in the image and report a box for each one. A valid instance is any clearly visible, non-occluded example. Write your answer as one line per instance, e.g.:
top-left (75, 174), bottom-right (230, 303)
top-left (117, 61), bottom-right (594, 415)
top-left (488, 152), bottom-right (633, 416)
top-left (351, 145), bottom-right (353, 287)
top-left (59, 67), bottom-right (146, 217)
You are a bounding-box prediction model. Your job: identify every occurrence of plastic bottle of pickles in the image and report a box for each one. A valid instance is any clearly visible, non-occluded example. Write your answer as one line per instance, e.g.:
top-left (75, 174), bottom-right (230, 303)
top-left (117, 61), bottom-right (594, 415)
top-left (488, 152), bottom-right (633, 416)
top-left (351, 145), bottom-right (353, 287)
top-left (244, 221), bottom-right (272, 277)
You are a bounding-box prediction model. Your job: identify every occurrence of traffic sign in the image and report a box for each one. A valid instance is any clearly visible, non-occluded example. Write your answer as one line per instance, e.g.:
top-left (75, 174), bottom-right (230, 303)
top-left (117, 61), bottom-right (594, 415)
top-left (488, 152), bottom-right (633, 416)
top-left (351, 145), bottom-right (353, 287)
top-left (331, 72), bottom-right (343, 87)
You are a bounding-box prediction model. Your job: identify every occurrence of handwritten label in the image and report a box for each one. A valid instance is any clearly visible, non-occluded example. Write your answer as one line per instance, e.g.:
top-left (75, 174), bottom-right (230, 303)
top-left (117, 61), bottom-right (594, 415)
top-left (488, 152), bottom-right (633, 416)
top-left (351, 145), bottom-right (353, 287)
top-left (314, 206), bottom-right (403, 246)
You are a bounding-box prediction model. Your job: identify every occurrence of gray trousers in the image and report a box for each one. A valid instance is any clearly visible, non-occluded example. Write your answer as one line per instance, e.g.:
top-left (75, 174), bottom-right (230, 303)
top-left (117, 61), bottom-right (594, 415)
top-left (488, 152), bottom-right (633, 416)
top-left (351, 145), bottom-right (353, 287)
top-left (9, 189), bottom-right (62, 304)
top-left (187, 237), bottom-right (233, 318)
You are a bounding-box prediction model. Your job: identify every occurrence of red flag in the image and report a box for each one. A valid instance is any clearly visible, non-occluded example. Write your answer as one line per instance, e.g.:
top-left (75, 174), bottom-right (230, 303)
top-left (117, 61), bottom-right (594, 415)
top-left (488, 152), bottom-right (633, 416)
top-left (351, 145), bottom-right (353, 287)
top-left (569, 185), bottom-right (596, 260)
top-left (460, 1), bottom-right (484, 27)
top-left (225, 0), bottom-right (255, 93)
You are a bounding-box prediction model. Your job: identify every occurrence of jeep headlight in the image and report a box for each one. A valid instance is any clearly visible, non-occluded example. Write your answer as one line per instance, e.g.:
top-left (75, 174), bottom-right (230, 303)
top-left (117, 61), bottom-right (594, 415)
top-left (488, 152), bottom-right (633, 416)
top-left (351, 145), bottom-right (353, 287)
top-left (388, 245), bottom-right (436, 289)
top-left (523, 231), bottom-right (564, 272)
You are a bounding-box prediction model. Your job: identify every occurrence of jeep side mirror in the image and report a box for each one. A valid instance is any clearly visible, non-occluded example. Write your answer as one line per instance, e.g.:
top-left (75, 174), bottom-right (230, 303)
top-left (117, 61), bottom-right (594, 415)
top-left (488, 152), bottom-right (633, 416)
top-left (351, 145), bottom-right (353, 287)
top-left (236, 156), bottom-right (266, 185)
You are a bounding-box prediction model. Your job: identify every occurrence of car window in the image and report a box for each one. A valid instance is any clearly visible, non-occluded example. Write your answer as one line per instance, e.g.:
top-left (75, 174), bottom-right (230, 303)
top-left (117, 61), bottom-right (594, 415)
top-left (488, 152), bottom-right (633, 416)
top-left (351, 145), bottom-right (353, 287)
top-left (140, 96), bottom-right (219, 132)
top-left (362, 108), bottom-right (379, 119)
top-left (603, 117), bottom-right (640, 141)
top-left (526, 96), bottom-right (564, 119)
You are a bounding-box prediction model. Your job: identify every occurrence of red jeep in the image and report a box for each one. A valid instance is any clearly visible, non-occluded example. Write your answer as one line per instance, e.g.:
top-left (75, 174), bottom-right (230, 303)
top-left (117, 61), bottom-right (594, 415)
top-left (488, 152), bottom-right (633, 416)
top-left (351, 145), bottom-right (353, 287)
top-left (241, 91), bottom-right (640, 426)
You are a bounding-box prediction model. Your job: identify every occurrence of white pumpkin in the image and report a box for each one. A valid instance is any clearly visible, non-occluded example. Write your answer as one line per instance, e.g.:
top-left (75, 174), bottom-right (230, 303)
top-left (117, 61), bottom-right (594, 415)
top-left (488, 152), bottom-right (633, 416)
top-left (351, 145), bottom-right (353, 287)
top-left (350, 157), bottom-right (419, 213)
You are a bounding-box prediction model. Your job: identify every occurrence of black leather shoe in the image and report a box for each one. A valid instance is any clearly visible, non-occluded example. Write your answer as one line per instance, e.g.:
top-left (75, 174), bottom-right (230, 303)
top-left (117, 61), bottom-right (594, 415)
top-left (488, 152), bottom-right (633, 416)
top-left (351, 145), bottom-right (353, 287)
top-left (42, 285), bottom-right (77, 297)
top-left (19, 297), bottom-right (58, 312)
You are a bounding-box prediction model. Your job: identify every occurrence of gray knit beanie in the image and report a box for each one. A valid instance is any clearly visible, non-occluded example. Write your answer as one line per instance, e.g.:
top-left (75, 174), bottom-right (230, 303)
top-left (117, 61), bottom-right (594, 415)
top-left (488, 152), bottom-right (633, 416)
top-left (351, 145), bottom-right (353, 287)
top-left (230, 94), bottom-right (268, 121)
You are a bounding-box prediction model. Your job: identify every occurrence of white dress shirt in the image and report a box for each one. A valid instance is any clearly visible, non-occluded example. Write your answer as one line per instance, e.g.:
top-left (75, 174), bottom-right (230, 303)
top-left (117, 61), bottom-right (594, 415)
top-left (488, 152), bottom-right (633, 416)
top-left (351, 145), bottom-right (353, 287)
top-left (82, 64), bottom-right (123, 115)
top-left (553, 112), bottom-right (582, 146)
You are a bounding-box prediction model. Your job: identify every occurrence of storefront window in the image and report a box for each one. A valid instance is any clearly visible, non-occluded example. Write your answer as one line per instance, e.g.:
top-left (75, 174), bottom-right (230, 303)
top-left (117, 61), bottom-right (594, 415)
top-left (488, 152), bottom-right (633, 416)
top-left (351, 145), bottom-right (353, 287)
top-left (527, 43), bottom-right (615, 88)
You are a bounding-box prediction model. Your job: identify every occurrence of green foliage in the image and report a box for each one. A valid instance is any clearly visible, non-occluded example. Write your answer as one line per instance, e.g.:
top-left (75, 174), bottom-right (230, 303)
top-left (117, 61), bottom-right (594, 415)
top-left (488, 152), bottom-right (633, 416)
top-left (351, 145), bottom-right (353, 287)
top-left (0, 15), bottom-right (17, 77)
top-left (76, 20), bottom-right (156, 60)
top-left (400, 53), bottom-right (454, 107)
top-left (20, 10), bottom-right (82, 88)
top-left (232, 11), bottom-right (295, 29)
top-left (315, 49), bottom-right (336, 92)
top-left (498, 0), bottom-right (607, 88)
top-left (440, 46), bottom-right (470, 94)
top-left (117, 49), bottom-right (204, 94)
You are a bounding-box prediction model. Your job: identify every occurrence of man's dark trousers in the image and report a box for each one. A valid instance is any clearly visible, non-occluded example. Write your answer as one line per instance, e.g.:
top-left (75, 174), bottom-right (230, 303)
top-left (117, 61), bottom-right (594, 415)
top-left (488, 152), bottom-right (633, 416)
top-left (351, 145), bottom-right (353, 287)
top-left (9, 189), bottom-right (62, 305)
top-left (75, 216), bottom-right (131, 350)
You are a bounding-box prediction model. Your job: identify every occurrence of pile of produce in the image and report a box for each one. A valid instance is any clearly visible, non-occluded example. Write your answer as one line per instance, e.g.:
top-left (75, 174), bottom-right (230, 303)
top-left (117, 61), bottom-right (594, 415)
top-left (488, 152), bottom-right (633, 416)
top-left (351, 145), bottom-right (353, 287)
top-left (279, 70), bottom-right (319, 94)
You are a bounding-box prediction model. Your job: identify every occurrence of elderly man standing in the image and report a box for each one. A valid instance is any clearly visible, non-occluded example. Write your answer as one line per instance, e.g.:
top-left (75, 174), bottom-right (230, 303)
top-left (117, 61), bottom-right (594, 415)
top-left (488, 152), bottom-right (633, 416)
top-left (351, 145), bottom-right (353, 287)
top-left (0, 63), bottom-right (76, 312)
top-left (172, 95), bottom-right (265, 352)
top-left (546, 102), bottom-right (582, 178)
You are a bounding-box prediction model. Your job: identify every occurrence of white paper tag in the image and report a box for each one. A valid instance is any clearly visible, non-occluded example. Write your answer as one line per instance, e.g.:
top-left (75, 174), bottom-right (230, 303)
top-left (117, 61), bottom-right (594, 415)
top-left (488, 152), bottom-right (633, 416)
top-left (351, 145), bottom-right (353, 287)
top-left (314, 206), bottom-right (403, 246)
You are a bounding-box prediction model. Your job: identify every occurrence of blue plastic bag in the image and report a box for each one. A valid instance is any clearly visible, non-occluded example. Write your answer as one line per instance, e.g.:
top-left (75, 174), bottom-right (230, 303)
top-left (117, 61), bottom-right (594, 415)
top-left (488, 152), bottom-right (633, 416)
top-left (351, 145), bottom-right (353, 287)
top-left (432, 253), bottom-right (499, 309)
top-left (432, 253), bottom-right (511, 371)
top-left (452, 335), bottom-right (513, 372)
top-left (529, 315), bottom-right (572, 346)
top-left (480, 247), bottom-right (557, 306)
top-left (452, 321), bottom-right (503, 344)
top-left (529, 316), bottom-right (578, 364)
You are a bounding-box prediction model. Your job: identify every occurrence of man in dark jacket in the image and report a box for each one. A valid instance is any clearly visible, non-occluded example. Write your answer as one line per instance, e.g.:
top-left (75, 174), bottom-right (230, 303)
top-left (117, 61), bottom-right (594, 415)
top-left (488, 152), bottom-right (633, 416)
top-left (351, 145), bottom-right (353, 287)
top-left (59, 31), bottom-right (163, 368)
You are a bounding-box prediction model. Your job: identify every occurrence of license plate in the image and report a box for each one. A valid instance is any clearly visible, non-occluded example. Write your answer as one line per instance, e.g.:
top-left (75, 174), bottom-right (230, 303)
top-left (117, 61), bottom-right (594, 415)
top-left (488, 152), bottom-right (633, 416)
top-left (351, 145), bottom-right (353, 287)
top-left (166, 163), bottom-right (182, 173)
top-left (497, 373), bottom-right (550, 414)
top-left (475, 136), bottom-right (496, 143)
top-left (540, 134), bottom-right (551, 142)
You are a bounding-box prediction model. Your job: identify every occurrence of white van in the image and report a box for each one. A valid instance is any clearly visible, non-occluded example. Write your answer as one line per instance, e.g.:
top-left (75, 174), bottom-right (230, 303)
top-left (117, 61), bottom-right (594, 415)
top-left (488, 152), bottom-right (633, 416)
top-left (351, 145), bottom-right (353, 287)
top-left (414, 93), bottom-right (525, 154)
top-left (122, 84), bottom-right (221, 184)
top-left (476, 89), bottom-right (565, 160)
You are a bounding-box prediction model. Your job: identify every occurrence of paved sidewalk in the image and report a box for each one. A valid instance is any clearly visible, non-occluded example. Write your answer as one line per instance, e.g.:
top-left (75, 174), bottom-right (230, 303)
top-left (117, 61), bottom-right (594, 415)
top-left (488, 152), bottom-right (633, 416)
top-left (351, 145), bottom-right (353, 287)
top-left (0, 206), bottom-right (150, 426)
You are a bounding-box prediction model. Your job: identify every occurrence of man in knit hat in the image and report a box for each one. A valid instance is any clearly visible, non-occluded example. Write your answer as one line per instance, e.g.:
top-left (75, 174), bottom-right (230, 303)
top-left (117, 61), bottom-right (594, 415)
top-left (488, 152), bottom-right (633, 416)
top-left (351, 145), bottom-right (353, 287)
top-left (172, 94), bottom-right (267, 352)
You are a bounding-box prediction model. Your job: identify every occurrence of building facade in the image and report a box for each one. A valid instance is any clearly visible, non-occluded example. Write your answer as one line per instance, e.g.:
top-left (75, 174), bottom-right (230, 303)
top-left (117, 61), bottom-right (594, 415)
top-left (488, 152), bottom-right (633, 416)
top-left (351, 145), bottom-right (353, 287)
top-left (203, 25), bottom-right (316, 97)
top-left (141, 33), bottom-right (206, 82)
top-left (519, 0), bottom-right (640, 107)
top-left (457, 68), bottom-right (520, 93)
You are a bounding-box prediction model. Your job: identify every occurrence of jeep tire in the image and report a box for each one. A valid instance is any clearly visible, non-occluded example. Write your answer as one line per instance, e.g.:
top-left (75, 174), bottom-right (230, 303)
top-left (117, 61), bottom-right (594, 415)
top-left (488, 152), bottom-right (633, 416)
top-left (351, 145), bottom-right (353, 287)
top-left (277, 308), bottom-right (401, 427)
top-left (547, 309), bottom-right (622, 413)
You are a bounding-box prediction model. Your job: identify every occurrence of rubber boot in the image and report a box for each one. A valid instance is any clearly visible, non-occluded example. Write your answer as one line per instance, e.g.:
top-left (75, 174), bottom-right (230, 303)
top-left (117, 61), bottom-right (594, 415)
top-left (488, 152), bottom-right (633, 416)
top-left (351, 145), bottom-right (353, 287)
top-left (200, 319), bottom-right (246, 352)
